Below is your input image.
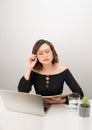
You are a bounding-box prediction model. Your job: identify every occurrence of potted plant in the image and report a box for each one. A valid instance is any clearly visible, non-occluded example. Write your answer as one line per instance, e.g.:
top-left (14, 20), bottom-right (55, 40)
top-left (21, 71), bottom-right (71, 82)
top-left (79, 97), bottom-right (90, 117)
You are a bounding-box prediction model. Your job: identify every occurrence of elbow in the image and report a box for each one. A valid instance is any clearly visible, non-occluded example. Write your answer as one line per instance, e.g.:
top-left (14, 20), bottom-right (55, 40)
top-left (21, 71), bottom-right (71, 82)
top-left (17, 85), bottom-right (31, 93)
top-left (76, 90), bottom-right (84, 99)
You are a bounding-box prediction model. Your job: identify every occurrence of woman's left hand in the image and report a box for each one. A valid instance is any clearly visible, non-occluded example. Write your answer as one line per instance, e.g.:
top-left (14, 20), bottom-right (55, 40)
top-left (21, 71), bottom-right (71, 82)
top-left (43, 97), bottom-right (66, 104)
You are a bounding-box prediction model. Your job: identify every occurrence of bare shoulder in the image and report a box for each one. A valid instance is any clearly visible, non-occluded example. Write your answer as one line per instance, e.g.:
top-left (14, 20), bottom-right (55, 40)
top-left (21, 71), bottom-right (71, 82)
top-left (32, 69), bottom-right (41, 74)
top-left (56, 64), bottom-right (68, 72)
top-left (32, 69), bottom-right (39, 73)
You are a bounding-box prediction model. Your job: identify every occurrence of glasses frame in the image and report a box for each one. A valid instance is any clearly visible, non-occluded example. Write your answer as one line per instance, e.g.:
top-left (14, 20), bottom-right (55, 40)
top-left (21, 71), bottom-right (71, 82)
top-left (37, 49), bottom-right (52, 57)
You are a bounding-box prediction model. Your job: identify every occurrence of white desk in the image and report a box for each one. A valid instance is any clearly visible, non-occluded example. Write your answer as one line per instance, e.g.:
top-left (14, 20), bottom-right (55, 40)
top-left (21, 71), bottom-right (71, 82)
top-left (0, 97), bottom-right (44, 130)
top-left (44, 101), bottom-right (92, 130)
top-left (0, 97), bottom-right (92, 130)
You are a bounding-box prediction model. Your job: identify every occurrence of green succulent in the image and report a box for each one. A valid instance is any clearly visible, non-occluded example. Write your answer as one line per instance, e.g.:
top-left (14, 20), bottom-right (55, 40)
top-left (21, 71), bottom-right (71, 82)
top-left (80, 97), bottom-right (90, 108)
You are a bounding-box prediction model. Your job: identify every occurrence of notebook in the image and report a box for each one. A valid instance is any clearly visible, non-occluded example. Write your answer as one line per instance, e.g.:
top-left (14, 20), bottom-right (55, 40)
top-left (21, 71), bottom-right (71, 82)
top-left (42, 93), bottom-right (68, 99)
top-left (0, 89), bottom-right (49, 116)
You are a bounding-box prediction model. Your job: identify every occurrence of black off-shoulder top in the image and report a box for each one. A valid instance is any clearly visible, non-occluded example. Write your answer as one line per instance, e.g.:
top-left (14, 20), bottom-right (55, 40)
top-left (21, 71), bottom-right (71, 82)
top-left (18, 69), bottom-right (84, 99)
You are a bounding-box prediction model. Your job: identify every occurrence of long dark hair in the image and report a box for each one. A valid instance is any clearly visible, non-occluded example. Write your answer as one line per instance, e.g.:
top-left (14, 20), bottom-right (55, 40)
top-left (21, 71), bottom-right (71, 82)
top-left (32, 39), bottom-right (59, 70)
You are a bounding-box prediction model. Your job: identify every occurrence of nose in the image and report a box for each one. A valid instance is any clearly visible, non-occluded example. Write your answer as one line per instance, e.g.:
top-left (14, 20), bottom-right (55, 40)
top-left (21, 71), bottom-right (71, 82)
top-left (43, 52), bottom-right (47, 58)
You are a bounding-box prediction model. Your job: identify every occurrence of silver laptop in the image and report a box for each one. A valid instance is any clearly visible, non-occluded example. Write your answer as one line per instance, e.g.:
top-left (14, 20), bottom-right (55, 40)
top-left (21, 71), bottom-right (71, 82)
top-left (0, 89), bottom-right (49, 116)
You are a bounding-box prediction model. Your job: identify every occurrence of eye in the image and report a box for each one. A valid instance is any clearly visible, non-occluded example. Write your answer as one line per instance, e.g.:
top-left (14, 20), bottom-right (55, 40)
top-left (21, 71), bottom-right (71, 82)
top-left (45, 50), bottom-right (50, 53)
top-left (38, 52), bottom-right (43, 55)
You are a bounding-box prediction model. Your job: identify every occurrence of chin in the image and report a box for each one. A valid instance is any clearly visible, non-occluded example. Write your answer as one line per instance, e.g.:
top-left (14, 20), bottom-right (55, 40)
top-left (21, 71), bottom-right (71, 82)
top-left (43, 61), bottom-right (52, 65)
top-left (40, 59), bottom-right (53, 65)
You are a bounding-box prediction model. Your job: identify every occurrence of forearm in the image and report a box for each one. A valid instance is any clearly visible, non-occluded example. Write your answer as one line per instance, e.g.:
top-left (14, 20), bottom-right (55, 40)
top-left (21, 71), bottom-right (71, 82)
top-left (18, 76), bottom-right (32, 93)
top-left (65, 69), bottom-right (84, 99)
top-left (24, 54), bottom-right (37, 80)
top-left (24, 67), bottom-right (32, 80)
top-left (43, 97), bottom-right (66, 104)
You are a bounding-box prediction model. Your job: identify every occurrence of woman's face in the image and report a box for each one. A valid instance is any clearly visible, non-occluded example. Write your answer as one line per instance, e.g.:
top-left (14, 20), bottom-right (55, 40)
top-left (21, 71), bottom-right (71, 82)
top-left (36, 43), bottom-right (53, 65)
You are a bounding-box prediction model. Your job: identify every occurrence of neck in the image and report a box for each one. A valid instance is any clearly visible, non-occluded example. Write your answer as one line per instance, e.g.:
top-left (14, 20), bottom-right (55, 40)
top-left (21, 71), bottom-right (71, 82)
top-left (43, 63), bottom-right (53, 70)
top-left (38, 63), bottom-right (59, 75)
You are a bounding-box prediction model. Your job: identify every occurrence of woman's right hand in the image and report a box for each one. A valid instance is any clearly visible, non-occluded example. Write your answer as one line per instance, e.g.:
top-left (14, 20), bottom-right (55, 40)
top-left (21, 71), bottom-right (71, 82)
top-left (27, 54), bottom-right (37, 70)
top-left (24, 54), bottom-right (37, 80)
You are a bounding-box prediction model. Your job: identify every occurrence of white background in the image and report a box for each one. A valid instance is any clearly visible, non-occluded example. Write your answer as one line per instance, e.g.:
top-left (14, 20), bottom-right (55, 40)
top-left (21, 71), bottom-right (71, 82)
top-left (0, 0), bottom-right (92, 98)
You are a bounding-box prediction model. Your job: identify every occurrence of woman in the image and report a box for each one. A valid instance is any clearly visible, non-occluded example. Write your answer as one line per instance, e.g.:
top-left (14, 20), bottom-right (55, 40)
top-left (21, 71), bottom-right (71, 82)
top-left (18, 39), bottom-right (84, 104)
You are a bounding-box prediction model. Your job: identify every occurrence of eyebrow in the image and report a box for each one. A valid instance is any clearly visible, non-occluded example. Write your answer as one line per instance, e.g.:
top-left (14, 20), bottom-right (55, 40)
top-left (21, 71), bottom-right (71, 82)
top-left (37, 48), bottom-right (51, 52)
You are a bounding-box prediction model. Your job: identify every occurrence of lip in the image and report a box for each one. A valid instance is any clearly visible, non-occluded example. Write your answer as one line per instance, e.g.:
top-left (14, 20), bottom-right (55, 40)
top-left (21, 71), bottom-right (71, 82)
top-left (43, 59), bottom-right (49, 61)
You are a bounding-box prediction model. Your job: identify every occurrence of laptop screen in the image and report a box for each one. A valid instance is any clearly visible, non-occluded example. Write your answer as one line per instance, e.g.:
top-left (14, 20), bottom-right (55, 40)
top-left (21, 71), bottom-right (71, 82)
top-left (0, 89), bottom-right (46, 116)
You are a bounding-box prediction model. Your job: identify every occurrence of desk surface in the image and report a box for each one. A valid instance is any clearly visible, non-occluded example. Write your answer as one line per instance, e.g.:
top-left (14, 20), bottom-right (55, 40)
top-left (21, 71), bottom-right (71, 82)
top-left (0, 97), bottom-right (92, 130)
top-left (44, 101), bottom-right (92, 130)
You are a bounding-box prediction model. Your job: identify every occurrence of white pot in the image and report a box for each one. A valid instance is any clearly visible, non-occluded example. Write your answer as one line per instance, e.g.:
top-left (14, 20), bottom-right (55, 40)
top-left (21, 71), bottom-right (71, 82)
top-left (79, 105), bottom-right (90, 117)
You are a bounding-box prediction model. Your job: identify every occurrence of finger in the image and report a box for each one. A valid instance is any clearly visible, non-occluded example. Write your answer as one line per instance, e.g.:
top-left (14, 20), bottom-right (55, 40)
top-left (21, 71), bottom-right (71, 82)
top-left (43, 100), bottom-right (51, 104)
top-left (60, 98), bottom-right (66, 103)
top-left (31, 55), bottom-right (37, 61)
top-left (29, 54), bottom-right (36, 59)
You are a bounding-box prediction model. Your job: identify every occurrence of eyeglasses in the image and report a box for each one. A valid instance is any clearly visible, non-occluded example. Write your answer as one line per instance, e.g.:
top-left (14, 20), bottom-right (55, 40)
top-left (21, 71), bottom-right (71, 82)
top-left (37, 49), bottom-right (52, 57)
